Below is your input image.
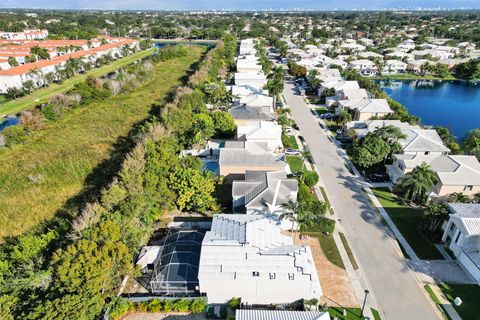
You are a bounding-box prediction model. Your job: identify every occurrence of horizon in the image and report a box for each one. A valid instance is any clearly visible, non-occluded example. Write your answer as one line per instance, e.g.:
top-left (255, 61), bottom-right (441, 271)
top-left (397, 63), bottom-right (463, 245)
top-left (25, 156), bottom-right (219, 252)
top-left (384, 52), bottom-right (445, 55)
top-left (2, 0), bottom-right (480, 11)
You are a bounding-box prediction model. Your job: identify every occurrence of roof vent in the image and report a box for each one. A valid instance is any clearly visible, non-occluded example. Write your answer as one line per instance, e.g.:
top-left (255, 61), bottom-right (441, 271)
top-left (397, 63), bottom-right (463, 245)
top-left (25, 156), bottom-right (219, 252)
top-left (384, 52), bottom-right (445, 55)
top-left (252, 271), bottom-right (260, 277)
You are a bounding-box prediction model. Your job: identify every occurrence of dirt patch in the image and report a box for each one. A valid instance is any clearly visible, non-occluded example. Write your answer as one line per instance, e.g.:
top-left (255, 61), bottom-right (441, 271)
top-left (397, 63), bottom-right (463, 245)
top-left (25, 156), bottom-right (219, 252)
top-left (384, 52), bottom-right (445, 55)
top-left (294, 232), bottom-right (359, 308)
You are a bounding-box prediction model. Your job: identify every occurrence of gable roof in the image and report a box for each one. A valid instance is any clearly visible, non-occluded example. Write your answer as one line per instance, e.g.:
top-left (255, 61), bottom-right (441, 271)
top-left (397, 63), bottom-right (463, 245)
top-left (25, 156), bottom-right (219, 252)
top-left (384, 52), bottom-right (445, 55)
top-left (340, 98), bottom-right (393, 113)
top-left (448, 203), bottom-right (480, 237)
top-left (400, 128), bottom-right (450, 153)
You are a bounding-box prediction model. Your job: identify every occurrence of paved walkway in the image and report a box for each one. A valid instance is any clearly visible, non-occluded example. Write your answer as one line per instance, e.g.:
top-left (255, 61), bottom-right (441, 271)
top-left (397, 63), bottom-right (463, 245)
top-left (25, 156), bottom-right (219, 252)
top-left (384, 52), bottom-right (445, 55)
top-left (408, 260), bottom-right (476, 284)
top-left (283, 82), bottom-right (440, 320)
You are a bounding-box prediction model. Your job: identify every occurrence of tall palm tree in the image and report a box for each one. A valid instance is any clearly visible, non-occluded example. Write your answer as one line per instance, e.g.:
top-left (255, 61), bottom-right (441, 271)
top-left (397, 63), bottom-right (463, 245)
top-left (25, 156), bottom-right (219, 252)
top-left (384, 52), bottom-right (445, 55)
top-left (449, 192), bottom-right (471, 203)
top-left (335, 110), bottom-right (352, 130)
top-left (373, 125), bottom-right (406, 143)
top-left (268, 66), bottom-right (285, 81)
top-left (266, 79), bottom-right (284, 110)
top-left (399, 162), bottom-right (437, 204)
top-left (281, 200), bottom-right (301, 237)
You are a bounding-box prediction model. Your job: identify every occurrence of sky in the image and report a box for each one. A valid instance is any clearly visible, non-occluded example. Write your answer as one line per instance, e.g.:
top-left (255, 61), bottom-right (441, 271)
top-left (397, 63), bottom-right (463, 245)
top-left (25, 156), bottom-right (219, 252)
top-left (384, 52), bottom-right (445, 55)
top-left (2, 0), bottom-right (480, 10)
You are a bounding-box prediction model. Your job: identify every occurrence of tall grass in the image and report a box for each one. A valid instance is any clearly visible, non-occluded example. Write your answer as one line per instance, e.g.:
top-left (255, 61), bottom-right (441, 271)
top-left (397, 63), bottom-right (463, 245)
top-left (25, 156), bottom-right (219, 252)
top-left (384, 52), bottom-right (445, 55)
top-left (0, 47), bottom-right (204, 239)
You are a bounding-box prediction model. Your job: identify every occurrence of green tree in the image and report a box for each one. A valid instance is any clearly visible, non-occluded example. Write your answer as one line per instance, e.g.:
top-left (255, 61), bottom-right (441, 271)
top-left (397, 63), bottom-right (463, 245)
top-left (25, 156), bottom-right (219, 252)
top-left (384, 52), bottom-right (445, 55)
top-left (335, 110), bottom-right (352, 129)
top-left (423, 203), bottom-right (448, 231)
top-left (190, 113), bottom-right (215, 145)
top-left (398, 162), bottom-right (437, 204)
top-left (168, 168), bottom-right (218, 212)
top-left (7, 56), bottom-right (18, 67)
top-left (435, 126), bottom-right (461, 154)
top-left (463, 129), bottom-right (480, 160)
top-left (211, 111), bottom-right (236, 138)
top-left (350, 134), bottom-right (390, 168)
top-left (449, 192), bottom-right (471, 203)
top-left (268, 66), bottom-right (285, 81)
top-left (265, 78), bottom-right (284, 109)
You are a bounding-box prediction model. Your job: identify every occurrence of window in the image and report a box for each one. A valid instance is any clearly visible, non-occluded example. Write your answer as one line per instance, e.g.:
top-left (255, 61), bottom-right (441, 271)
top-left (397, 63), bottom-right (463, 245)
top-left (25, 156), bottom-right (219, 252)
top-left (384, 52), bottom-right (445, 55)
top-left (269, 273), bottom-right (276, 280)
top-left (455, 231), bottom-right (462, 244)
top-left (288, 273), bottom-right (294, 280)
top-left (464, 185), bottom-right (473, 192)
top-left (424, 151), bottom-right (430, 155)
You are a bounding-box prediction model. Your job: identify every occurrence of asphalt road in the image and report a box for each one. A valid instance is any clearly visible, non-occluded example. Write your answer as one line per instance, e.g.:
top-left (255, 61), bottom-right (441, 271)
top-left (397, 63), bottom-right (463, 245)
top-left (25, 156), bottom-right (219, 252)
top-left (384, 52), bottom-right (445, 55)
top-left (283, 82), bottom-right (439, 320)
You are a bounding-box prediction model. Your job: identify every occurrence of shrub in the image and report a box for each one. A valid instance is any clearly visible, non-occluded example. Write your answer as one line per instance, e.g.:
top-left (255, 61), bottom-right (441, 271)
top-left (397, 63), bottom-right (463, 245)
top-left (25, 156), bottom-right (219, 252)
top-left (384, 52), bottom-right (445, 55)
top-left (190, 298), bottom-right (207, 313)
top-left (300, 216), bottom-right (335, 234)
top-left (229, 297), bottom-right (241, 310)
top-left (41, 103), bottom-right (63, 121)
top-left (298, 182), bottom-right (313, 202)
top-left (302, 171), bottom-right (319, 187)
top-left (19, 110), bottom-right (45, 131)
top-left (2, 125), bottom-right (28, 146)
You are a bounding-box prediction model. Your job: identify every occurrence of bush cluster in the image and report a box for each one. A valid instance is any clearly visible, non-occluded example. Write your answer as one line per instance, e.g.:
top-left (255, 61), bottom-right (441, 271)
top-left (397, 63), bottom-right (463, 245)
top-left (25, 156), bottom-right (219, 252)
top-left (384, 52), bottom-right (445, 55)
top-left (109, 298), bottom-right (207, 319)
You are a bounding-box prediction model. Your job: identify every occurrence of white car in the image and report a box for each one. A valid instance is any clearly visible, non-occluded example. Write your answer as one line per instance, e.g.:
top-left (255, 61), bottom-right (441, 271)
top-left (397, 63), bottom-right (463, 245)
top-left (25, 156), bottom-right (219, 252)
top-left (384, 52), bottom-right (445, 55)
top-left (285, 148), bottom-right (302, 156)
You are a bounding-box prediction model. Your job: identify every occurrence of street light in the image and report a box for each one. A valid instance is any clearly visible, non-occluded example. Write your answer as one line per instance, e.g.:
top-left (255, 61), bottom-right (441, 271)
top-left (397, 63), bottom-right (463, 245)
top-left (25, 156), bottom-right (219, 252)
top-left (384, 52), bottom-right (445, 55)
top-left (361, 289), bottom-right (370, 318)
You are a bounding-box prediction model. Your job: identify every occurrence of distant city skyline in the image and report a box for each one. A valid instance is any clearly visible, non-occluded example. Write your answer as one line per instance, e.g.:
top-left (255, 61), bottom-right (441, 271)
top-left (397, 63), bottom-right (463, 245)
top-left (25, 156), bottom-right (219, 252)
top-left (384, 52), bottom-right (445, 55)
top-left (2, 0), bottom-right (480, 11)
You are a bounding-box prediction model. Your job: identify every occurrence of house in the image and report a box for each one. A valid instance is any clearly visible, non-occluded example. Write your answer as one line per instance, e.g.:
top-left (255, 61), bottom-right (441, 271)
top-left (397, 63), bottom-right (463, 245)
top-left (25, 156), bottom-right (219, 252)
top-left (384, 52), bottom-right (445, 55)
top-left (383, 60), bottom-right (407, 74)
top-left (238, 94), bottom-right (274, 110)
top-left (407, 59), bottom-right (434, 73)
top-left (232, 170), bottom-right (298, 215)
top-left (231, 84), bottom-right (268, 98)
top-left (441, 203), bottom-right (480, 284)
top-left (235, 309), bottom-right (331, 320)
top-left (358, 51), bottom-right (383, 60)
top-left (326, 88), bottom-right (368, 107)
top-left (387, 154), bottom-right (480, 198)
top-left (337, 98), bottom-right (393, 121)
top-left (218, 141), bottom-right (286, 179)
top-left (318, 80), bottom-right (359, 96)
top-left (234, 72), bottom-right (267, 88)
top-left (198, 214), bottom-right (322, 304)
top-left (239, 39), bottom-right (256, 55)
top-left (229, 104), bottom-right (275, 126)
top-left (237, 56), bottom-right (262, 73)
top-left (236, 121), bottom-right (282, 152)
top-left (347, 120), bottom-right (417, 138)
top-left (348, 59), bottom-right (377, 76)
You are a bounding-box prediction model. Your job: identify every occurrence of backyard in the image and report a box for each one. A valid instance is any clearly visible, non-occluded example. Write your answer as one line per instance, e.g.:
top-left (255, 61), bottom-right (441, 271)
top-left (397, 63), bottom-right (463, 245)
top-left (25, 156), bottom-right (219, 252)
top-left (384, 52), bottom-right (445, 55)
top-left (371, 188), bottom-right (444, 260)
top-left (0, 48), bottom-right (155, 116)
top-left (0, 47), bottom-right (204, 238)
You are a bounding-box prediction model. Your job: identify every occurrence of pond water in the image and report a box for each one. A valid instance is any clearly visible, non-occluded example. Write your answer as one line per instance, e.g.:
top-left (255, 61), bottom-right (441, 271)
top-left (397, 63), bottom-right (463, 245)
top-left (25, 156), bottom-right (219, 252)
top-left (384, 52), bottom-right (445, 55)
top-left (0, 116), bottom-right (19, 132)
top-left (379, 80), bottom-right (480, 139)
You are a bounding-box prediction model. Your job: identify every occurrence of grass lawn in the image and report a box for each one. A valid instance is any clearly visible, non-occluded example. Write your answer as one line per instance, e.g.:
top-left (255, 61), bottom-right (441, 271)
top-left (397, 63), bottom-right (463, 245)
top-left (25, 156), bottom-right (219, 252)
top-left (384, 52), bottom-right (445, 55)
top-left (323, 119), bottom-right (339, 137)
top-left (0, 47), bottom-right (204, 239)
top-left (315, 107), bottom-right (330, 115)
top-left (328, 307), bottom-right (366, 319)
top-left (439, 283), bottom-right (480, 320)
top-left (370, 308), bottom-right (382, 320)
top-left (309, 232), bottom-right (345, 269)
top-left (371, 188), bottom-right (443, 260)
top-left (286, 155), bottom-right (306, 174)
top-left (424, 284), bottom-right (452, 320)
top-left (339, 232), bottom-right (359, 270)
top-left (282, 133), bottom-right (299, 149)
top-left (0, 48), bottom-right (155, 117)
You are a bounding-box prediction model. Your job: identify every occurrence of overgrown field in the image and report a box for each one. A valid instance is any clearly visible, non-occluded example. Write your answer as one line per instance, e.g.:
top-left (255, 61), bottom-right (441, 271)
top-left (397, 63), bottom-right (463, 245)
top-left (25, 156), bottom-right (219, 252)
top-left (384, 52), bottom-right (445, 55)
top-left (0, 47), bottom-right (204, 238)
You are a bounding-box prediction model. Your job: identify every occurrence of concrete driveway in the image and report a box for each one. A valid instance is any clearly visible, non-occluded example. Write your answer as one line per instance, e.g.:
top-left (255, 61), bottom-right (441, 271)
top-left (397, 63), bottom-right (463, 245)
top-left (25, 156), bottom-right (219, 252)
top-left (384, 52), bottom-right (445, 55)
top-left (283, 82), bottom-right (440, 320)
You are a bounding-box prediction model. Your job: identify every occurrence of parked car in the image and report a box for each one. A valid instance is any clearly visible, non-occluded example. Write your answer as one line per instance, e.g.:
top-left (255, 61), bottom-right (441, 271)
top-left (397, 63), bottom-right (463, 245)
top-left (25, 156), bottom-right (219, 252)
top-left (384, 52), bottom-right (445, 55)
top-left (367, 173), bottom-right (390, 182)
top-left (285, 126), bottom-right (294, 134)
top-left (320, 113), bottom-right (334, 119)
top-left (285, 148), bottom-right (302, 156)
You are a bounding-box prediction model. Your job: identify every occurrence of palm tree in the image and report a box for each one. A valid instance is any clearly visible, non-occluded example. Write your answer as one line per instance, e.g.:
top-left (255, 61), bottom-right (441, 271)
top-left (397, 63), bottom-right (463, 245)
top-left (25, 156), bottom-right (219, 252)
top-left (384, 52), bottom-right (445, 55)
top-left (266, 79), bottom-right (284, 110)
top-left (474, 192), bottom-right (480, 204)
top-left (335, 110), bottom-right (352, 130)
top-left (268, 66), bottom-right (285, 81)
top-left (373, 125), bottom-right (406, 143)
top-left (449, 192), bottom-right (471, 203)
top-left (399, 162), bottom-right (437, 204)
top-left (281, 200), bottom-right (301, 237)
top-left (423, 203), bottom-right (448, 231)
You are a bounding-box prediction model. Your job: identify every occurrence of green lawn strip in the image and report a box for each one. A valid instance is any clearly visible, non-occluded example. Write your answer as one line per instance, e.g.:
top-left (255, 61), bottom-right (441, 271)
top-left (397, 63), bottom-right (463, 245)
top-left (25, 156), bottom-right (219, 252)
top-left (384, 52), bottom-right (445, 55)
top-left (0, 48), bottom-right (203, 238)
top-left (315, 107), bottom-right (329, 115)
top-left (318, 186), bottom-right (334, 215)
top-left (371, 188), bottom-right (444, 260)
top-left (370, 308), bottom-right (382, 320)
top-left (308, 232), bottom-right (345, 269)
top-left (339, 232), bottom-right (359, 270)
top-left (282, 133), bottom-right (299, 149)
top-left (286, 155), bottom-right (306, 174)
top-left (439, 283), bottom-right (480, 320)
top-left (323, 119), bottom-right (339, 137)
top-left (424, 284), bottom-right (452, 320)
top-left (328, 307), bottom-right (365, 320)
top-left (0, 48), bottom-right (155, 117)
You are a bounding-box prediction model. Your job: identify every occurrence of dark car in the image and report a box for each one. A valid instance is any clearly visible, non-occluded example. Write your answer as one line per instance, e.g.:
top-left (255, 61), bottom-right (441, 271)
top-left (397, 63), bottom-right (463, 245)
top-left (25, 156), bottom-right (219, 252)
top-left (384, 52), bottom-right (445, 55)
top-left (367, 173), bottom-right (390, 182)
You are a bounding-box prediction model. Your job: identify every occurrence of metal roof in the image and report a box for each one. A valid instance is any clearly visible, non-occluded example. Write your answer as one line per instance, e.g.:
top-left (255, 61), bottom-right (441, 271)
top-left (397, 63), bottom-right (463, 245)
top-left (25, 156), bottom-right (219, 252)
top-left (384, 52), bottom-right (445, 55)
top-left (235, 310), bottom-right (330, 320)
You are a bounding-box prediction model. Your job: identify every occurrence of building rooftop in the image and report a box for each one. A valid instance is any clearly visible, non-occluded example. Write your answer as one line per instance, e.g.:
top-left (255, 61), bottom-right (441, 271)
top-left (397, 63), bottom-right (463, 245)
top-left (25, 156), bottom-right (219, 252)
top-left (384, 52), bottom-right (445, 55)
top-left (235, 309), bottom-right (330, 320)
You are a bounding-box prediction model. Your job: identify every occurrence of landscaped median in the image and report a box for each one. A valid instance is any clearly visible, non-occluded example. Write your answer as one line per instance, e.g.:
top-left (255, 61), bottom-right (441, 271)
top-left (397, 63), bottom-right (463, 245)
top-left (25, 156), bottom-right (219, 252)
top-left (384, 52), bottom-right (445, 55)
top-left (371, 188), bottom-right (444, 260)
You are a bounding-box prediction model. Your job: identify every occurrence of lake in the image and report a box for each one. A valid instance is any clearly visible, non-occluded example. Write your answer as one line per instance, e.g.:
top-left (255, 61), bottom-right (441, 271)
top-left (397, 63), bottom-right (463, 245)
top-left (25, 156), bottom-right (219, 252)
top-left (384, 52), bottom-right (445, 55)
top-left (379, 80), bottom-right (480, 139)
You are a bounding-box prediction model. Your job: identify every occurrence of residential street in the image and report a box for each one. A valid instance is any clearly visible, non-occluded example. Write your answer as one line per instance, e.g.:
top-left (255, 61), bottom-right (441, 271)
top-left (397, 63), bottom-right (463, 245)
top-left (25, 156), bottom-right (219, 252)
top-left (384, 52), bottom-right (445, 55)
top-left (283, 82), bottom-right (440, 320)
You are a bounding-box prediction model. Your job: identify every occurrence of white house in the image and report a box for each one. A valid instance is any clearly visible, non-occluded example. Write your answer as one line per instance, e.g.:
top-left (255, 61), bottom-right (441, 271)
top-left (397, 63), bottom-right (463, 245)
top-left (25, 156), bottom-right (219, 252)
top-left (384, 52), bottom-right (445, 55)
top-left (318, 79), bottom-right (360, 96)
top-left (442, 203), bottom-right (480, 284)
top-left (234, 72), bottom-right (267, 88)
top-left (348, 59), bottom-right (377, 76)
top-left (236, 121), bottom-right (282, 152)
top-left (383, 60), bottom-right (407, 74)
top-left (198, 214), bottom-right (322, 304)
top-left (337, 98), bottom-right (393, 121)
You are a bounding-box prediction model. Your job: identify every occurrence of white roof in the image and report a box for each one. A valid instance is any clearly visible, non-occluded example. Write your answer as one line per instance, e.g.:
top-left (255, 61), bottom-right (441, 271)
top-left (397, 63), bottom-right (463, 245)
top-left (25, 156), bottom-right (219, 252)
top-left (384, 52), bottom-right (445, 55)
top-left (448, 203), bottom-right (480, 237)
top-left (199, 214), bottom-right (321, 294)
top-left (400, 128), bottom-right (450, 153)
top-left (237, 121), bottom-right (281, 140)
top-left (239, 94), bottom-right (273, 108)
top-left (340, 98), bottom-right (393, 114)
top-left (236, 309), bottom-right (330, 320)
top-left (231, 85), bottom-right (268, 97)
top-left (136, 246), bottom-right (160, 269)
top-left (322, 80), bottom-right (359, 91)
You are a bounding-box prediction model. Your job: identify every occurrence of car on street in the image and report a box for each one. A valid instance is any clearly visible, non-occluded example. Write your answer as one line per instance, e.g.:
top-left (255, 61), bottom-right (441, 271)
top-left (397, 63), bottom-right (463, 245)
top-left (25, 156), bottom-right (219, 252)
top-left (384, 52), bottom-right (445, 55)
top-left (366, 173), bottom-right (390, 182)
top-left (285, 148), bottom-right (302, 156)
top-left (320, 113), bottom-right (334, 119)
